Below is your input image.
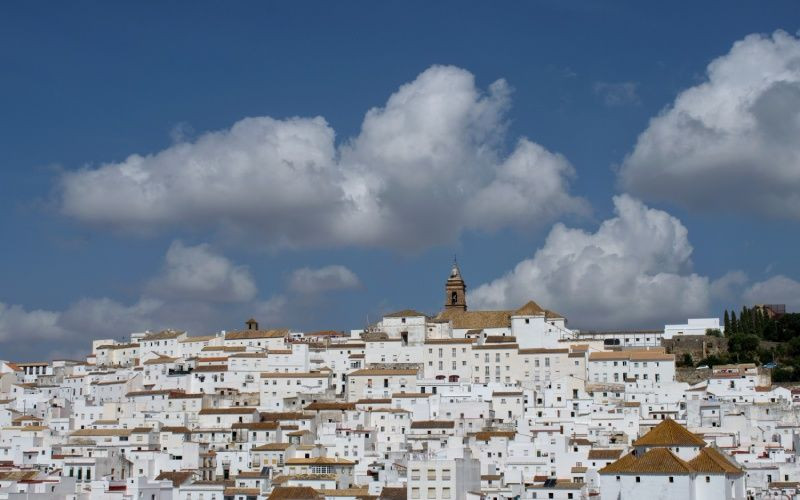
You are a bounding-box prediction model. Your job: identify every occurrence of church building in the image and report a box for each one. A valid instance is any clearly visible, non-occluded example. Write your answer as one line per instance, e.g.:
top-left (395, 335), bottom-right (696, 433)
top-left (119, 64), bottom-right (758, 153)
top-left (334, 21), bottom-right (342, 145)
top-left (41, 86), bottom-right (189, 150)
top-left (599, 419), bottom-right (745, 500)
top-left (375, 261), bottom-right (574, 350)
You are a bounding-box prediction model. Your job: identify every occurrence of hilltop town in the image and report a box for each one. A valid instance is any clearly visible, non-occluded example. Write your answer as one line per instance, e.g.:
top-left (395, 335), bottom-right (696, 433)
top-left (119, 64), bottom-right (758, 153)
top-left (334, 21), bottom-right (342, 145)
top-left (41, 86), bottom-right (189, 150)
top-left (0, 263), bottom-right (797, 499)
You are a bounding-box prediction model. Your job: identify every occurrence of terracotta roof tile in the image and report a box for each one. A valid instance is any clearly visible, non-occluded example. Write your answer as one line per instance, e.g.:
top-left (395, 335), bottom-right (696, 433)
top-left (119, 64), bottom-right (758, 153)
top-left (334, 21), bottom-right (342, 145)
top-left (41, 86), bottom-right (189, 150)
top-left (601, 448), bottom-right (694, 475)
top-left (383, 309), bottom-right (427, 318)
top-left (687, 447), bottom-right (743, 475)
top-left (155, 471), bottom-right (194, 486)
top-left (225, 329), bottom-right (288, 340)
top-left (632, 419), bottom-right (706, 447)
top-left (436, 309), bottom-right (512, 329)
top-left (267, 486), bottom-right (322, 499)
top-left (410, 420), bottom-right (454, 429)
top-left (588, 449), bottom-right (624, 460)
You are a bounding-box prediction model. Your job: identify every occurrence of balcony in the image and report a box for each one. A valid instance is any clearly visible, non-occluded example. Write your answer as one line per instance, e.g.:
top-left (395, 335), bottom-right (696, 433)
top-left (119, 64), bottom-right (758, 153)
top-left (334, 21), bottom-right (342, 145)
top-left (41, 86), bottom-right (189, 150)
top-left (168, 368), bottom-right (193, 376)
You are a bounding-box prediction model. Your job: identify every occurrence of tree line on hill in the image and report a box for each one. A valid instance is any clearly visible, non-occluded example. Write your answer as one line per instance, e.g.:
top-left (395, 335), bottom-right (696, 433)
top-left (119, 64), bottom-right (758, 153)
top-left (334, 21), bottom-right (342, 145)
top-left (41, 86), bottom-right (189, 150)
top-left (690, 306), bottom-right (800, 382)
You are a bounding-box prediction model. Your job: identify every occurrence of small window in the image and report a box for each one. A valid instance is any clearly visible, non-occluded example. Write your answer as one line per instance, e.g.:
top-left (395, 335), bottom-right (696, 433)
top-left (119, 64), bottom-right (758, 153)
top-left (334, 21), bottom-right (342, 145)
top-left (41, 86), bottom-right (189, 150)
top-left (636, 476), bottom-right (641, 483)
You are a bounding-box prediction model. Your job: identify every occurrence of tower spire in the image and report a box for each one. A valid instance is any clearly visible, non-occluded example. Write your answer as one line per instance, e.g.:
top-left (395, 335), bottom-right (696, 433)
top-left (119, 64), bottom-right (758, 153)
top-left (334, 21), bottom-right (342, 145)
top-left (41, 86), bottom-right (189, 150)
top-left (445, 258), bottom-right (467, 311)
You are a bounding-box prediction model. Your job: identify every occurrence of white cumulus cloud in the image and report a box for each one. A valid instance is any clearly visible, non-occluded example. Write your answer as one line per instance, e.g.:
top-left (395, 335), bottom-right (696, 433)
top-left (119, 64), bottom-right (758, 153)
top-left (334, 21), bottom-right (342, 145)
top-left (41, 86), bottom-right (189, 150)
top-left (470, 195), bottom-right (711, 329)
top-left (288, 265), bottom-right (361, 294)
top-left (59, 65), bottom-right (586, 250)
top-left (619, 30), bottom-right (800, 219)
top-left (743, 275), bottom-right (800, 311)
top-left (146, 241), bottom-right (257, 302)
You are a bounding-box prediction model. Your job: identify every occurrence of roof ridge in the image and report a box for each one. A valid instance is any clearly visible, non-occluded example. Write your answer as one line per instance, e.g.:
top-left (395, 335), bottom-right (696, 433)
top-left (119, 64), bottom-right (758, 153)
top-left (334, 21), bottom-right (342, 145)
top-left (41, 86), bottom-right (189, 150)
top-left (632, 419), bottom-right (706, 447)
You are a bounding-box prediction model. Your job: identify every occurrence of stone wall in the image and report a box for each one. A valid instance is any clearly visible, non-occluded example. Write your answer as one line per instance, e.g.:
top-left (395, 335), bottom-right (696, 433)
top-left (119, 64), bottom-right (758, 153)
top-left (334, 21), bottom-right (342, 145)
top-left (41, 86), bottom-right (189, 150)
top-left (662, 335), bottom-right (727, 364)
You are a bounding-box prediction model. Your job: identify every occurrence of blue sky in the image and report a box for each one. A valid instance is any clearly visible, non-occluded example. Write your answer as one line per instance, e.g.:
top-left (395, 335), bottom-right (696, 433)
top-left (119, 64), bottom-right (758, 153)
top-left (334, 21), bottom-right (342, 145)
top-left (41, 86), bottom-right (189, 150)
top-left (2, 2), bottom-right (800, 360)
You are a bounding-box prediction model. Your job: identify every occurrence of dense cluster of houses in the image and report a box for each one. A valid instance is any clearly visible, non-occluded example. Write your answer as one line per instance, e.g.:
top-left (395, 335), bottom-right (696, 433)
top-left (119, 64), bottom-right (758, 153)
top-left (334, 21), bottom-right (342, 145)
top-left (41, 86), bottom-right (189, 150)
top-left (0, 264), bottom-right (797, 499)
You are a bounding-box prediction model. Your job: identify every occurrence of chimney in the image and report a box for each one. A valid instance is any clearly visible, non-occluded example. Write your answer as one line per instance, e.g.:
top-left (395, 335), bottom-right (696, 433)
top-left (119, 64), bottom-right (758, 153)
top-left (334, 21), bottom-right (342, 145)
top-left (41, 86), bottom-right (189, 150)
top-left (246, 318), bottom-right (259, 331)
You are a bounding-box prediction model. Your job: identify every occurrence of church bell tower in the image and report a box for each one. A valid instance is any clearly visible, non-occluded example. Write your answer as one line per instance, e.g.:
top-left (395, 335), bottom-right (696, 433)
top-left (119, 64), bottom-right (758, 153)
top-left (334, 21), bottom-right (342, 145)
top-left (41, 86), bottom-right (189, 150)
top-left (445, 259), bottom-right (467, 311)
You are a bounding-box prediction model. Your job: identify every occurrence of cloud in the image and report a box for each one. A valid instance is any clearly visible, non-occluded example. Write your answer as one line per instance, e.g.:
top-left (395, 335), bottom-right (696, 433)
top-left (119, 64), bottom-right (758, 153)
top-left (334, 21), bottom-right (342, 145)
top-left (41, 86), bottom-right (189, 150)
top-left (253, 295), bottom-right (289, 324)
top-left (0, 296), bottom-right (226, 359)
top-left (0, 245), bottom-right (369, 359)
top-left (0, 298), bottom-right (163, 359)
top-left (470, 195), bottom-right (711, 329)
top-left (0, 302), bottom-right (64, 342)
top-left (59, 298), bottom-right (169, 340)
top-left (146, 241), bottom-right (257, 303)
top-left (463, 140), bottom-right (585, 230)
top-left (743, 275), bottom-right (800, 311)
top-left (710, 270), bottom-right (749, 302)
top-left (593, 81), bottom-right (640, 106)
top-left (59, 65), bottom-right (587, 251)
top-left (620, 30), bottom-right (800, 219)
top-left (0, 242), bottom-right (276, 360)
top-left (169, 122), bottom-right (195, 144)
top-left (287, 265), bottom-right (361, 294)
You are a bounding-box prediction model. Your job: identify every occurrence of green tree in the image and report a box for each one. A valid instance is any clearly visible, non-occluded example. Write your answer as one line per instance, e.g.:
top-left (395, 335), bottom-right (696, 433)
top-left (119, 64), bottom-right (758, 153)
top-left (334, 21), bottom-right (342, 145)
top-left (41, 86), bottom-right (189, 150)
top-left (787, 337), bottom-right (800, 357)
top-left (727, 333), bottom-right (760, 363)
top-left (697, 354), bottom-right (729, 368)
top-left (772, 367), bottom-right (795, 383)
top-left (724, 310), bottom-right (730, 334)
top-left (730, 311), bottom-right (738, 335)
top-left (741, 307), bottom-right (752, 335)
top-left (755, 308), bottom-right (765, 336)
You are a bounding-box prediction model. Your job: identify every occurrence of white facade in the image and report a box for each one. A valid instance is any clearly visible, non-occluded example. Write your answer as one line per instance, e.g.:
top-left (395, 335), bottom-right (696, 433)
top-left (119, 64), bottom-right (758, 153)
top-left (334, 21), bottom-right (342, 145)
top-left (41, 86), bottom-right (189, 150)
top-left (664, 318), bottom-right (724, 339)
top-left (407, 455), bottom-right (481, 500)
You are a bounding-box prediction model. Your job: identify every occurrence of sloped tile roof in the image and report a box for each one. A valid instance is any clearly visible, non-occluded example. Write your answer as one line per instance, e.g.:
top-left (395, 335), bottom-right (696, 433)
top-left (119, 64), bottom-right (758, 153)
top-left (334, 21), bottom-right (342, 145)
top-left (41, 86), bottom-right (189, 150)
top-left (598, 452), bottom-right (638, 474)
top-left (687, 447), bottom-right (743, 475)
top-left (155, 470), bottom-right (194, 486)
top-left (601, 448), bottom-right (693, 475)
top-left (632, 419), bottom-right (706, 447)
top-left (383, 309), bottom-right (427, 318)
top-left (410, 420), bottom-right (454, 429)
top-left (225, 328), bottom-right (288, 340)
top-left (141, 330), bottom-right (185, 341)
top-left (588, 449), bottom-right (624, 460)
top-left (267, 487), bottom-right (322, 500)
top-left (436, 309), bottom-right (512, 329)
top-left (514, 300), bottom-right (546, 316)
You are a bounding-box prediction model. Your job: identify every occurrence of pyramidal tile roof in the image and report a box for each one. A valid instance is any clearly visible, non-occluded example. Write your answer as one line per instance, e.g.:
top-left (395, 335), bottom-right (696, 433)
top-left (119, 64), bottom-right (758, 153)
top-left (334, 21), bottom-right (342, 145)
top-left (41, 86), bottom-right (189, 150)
top-left (632, 419), bottom-right (707, 447)
top-left (687, 447), bottom-right (743, 475)
top-left (598, 452), bottom-right (638, 473)
top-left (600, 448), bottom-right (694, 475)
top-left (514, 300), bottom-right (546, 316)
top-left (628, 447), bottom-right (694, 474)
